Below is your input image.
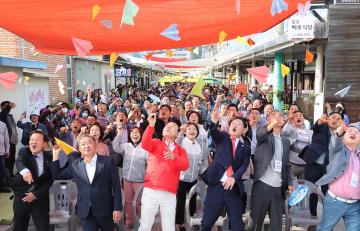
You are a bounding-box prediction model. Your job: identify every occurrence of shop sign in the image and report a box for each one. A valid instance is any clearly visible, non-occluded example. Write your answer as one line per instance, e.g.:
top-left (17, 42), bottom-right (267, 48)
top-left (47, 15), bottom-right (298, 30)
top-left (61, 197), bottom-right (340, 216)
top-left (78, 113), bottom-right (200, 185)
top-left (335, 0), bottom-right (360, 4)
top-left (115, 66), bottom-right (132, 77)
top-left (288, 15), bottom-right (314, 39)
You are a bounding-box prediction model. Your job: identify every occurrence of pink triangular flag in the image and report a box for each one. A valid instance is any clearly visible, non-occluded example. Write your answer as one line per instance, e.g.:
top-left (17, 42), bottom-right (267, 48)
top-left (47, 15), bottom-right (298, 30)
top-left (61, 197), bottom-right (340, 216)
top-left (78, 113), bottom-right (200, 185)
top-left (0, 72), bottom-right (18, 90)
top-left (71, 37), bottom-right (94, 57)
top-left (54, 64), bottom-right (63, 74)
top-left (246, 66), bottom-right (270, 84)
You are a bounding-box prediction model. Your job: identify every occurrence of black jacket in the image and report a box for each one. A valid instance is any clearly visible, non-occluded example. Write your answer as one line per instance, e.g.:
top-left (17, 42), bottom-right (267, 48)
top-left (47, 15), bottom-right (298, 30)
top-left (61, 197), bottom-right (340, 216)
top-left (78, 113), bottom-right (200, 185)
top-left (50, 155), bottom-right (122, 218)
top-left (10, 147), bottom-right (53, 200)
top-left (201, 122), bottom-right (251, 193)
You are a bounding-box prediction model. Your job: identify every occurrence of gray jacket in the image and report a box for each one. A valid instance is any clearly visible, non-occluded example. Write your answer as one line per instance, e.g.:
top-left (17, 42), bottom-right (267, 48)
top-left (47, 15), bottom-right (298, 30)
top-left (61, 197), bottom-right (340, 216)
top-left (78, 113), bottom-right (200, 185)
top-left (113, 136), bottom-right (148, 183)
top-left (253, 126), bottom-right (293, 194)
top-left (316, 135), bottom-right (359, 186)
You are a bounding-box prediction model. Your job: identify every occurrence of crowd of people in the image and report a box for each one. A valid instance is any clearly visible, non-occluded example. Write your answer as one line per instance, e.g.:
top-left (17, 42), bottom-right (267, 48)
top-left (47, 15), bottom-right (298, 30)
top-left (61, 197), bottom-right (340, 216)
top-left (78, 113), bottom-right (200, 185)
top-left (0, 82), bottom-right (358, 231)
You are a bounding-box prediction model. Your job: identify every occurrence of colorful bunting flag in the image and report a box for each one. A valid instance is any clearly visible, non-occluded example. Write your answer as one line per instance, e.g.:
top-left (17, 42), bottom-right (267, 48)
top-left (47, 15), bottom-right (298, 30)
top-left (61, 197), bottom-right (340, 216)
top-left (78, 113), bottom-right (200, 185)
top-left (0, 72), bottom-right (17, 90)
top-left (58, 80), bottom-right (65, 95)
top-left (54, 64), bottom-right (63, 74)
top-left (120, 0), bottom-right (139, 27)
top-left (281, 64), bottom-right (290, 77)
top-left (334, 85), bottom-right (351, 98)
top-left (54, 137), bottom-right (77, 155)
top-left (30, 47), bottom-right (41, 56)
top-left (166, 50), bottom-right (173, 57)
top-left (298, 1), bottom-right (311, 17)
top-left (246, 66), bottom-right (270, 84)
top-left (187, 47), bottom-right (193, 52)
top-left (160, 23), bottom-right (181, 41)
top-left (144, 53), bottom-right (153, 61)
top-left (236, 36), bottom-right (249, 45)
top-left (247, 38), bottom-right (255, 46)
top-left (99, 20), bottom-right (112, 28)
top-left (271, 0), bottom-right (288, 16)
top-left (305, 49), bottom-right (314, 65)
top-left (235, 0), bottom-right (241, 15)
top-left (82, 81), bottom-right (86, 86)
top-left (92, 4), bottom-right (101, 21)
top-left (71, 37), bottom-right (94, 57)
top-left (109, 52), bottom-right (118, 67)
top-left (219, 30), bottom-right (227, 46)
top-left (190, 77), bottom-right (205, 98)
top-left (24, 76), bottom-right (31, 82)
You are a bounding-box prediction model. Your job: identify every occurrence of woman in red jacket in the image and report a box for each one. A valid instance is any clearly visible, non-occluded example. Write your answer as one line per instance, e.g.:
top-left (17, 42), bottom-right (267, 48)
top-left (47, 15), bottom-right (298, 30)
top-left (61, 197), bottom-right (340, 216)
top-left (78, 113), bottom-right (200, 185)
top-left (139, 113), bottom-right (189, 231)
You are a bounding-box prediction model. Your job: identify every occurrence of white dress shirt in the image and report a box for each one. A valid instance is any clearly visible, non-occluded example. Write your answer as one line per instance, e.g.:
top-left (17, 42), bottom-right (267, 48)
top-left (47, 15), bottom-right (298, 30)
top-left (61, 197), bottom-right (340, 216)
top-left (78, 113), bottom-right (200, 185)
top-left (20, 152), bottom-right (44, 177)
top-left (85, 154), bottom-right (98, 184)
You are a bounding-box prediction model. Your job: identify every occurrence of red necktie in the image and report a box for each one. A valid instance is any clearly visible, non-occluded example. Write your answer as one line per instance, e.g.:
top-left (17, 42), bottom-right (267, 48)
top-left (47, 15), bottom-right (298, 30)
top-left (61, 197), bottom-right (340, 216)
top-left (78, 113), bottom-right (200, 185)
top-left (226, 138), bottom-right (236, 177)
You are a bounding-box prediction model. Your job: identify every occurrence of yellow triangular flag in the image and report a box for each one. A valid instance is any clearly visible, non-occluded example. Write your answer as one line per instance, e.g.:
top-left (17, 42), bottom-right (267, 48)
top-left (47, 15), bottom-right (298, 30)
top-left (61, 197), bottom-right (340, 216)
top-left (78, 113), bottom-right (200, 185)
top-left (281, 64), bottom-right (290, 77)
top-left (24, 76), bottom-right (31, 82)
top-left (92, 4), bottom-right (101, 21)
top-left (235, 36), bottom-right (249, 46)
top-left (189, 77), bottom-right (205, 98)
top-left (219, 31), bottom-right (227, 46)
top-left (166, 50), bottom-right (173, 57)
top-left (109, 52), bottom-right (118, 67)
top-left (54, 137), bottom-right (77, 155)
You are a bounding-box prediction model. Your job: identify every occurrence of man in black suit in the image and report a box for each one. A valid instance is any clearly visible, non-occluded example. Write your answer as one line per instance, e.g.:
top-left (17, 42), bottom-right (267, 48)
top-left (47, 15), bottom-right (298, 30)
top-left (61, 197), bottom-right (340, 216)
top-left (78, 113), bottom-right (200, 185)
top-left (299, 112), bottom-right (342, 216)
top-left (11, 130), bottom-right (53, 231)
top-left (248, 111), bottom-right (294, 231)
top-left (50, 134), bottom-right (122, 230)
top-left (200, 109), bottom-right (251, 231)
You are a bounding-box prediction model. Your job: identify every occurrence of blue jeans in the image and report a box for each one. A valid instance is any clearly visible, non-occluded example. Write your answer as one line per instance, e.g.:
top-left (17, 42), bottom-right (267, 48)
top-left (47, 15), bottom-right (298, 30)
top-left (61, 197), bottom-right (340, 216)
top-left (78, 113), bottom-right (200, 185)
top-left (317, 193), bottom-right (360, 231)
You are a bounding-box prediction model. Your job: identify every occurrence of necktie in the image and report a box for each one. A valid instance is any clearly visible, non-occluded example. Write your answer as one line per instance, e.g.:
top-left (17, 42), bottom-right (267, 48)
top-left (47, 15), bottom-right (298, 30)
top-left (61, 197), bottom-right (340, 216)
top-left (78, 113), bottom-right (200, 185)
top-left (226, 138), bottom-right (236, 177)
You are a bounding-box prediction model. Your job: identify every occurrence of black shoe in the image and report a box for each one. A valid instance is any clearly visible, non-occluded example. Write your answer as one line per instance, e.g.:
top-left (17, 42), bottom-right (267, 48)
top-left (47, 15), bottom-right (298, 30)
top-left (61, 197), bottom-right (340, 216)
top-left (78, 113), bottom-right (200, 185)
top-left (0, 187), bottom-right (11, 193)
top-left (179, 226), bottom-right (186, 231)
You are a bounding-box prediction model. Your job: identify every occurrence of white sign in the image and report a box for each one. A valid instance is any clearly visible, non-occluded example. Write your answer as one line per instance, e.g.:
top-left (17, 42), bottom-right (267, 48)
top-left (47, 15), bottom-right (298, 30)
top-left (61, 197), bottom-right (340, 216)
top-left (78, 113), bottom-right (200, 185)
top-left (288, 15), bottom-right (314, 39)
top-left (116, 76), bottom-right (126, 85)
top-left (115, 67), bottom-right (132, 77)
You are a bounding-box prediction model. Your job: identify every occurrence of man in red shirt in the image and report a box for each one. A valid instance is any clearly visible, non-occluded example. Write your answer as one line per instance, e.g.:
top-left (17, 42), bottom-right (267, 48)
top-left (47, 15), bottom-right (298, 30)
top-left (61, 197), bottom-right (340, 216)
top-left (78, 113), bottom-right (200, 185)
top-left (139, 113), bottom-right (189, 231)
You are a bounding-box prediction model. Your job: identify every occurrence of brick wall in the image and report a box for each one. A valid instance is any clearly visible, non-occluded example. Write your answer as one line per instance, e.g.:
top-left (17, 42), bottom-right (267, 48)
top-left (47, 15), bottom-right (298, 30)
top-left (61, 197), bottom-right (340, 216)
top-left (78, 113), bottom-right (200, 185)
top-left (0, 28), bottom-right (68, 104)
top-left (0, 28), bottom-right (20, 57)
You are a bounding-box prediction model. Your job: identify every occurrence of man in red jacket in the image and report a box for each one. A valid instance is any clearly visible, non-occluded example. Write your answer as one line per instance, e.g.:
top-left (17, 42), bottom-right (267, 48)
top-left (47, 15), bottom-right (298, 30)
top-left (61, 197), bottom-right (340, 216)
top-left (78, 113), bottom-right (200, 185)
top-left (139, 113), bottom-right (189, 231)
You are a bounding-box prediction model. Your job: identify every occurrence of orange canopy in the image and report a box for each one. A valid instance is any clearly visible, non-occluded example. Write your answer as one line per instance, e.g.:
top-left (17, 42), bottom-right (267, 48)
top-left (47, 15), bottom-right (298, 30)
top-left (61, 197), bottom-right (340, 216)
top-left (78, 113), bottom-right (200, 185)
top-left (0, 0), bottom-right (307, 55)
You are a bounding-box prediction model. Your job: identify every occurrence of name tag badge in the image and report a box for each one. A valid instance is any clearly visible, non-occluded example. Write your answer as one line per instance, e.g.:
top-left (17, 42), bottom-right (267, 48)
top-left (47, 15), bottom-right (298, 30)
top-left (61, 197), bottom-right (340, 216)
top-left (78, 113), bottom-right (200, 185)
top-left (350, 172), bottom-right (358, 188)
top-left (274, 160), bottom-right (282, 173)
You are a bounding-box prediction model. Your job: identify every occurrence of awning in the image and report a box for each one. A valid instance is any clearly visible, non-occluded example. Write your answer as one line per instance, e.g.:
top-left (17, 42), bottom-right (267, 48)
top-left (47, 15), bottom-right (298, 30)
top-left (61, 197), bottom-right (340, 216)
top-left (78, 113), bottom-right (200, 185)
top-left (0, 56), bottom-right (47, 69)
top-left (0, 0), bottom-right (307, 54)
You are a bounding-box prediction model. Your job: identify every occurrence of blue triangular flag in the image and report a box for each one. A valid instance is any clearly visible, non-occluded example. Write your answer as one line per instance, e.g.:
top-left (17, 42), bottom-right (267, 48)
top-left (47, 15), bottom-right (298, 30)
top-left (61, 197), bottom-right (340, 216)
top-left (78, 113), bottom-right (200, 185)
top-left (271, 0), bottom-right (288, 16)
top-left (334, 85), bottom-right (351, 98)
top-left (160, 23), bottom-right (181, 41)
top-left (99, 20), bottom-right (112, 28)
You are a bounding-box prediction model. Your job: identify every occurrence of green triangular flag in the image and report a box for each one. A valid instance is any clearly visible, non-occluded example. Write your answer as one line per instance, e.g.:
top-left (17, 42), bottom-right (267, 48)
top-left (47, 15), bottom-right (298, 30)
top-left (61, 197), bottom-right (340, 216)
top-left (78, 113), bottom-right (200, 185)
top-left (190, 77), bottom-right (205, 98)
top-left (120, 0), bottom-right (139, 27)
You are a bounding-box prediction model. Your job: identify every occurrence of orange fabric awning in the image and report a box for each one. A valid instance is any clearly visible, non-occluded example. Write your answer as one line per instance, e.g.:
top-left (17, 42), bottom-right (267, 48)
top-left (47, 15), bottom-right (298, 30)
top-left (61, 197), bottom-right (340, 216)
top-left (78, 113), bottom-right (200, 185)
top-left (0, 0), bottom-right (307, 55)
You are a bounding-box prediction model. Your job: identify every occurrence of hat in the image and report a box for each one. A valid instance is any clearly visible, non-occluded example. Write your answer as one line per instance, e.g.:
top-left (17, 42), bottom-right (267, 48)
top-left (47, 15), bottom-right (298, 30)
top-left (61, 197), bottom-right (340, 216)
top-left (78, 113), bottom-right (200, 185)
top-left (349, 122), bottom-right (360, 132)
